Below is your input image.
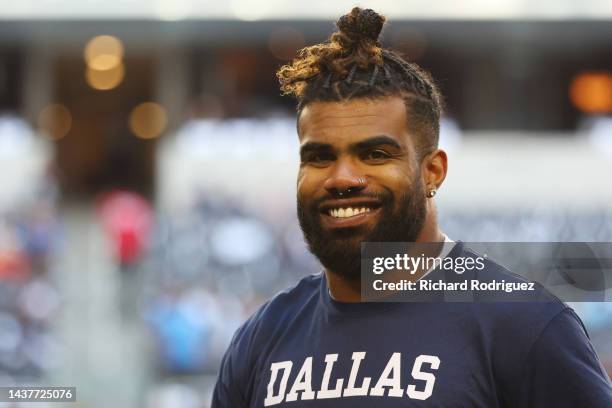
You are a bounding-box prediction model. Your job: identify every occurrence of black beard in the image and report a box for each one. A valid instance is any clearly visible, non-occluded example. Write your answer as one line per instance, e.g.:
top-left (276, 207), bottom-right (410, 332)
top-left (297, 180), bottom-right (427, 281)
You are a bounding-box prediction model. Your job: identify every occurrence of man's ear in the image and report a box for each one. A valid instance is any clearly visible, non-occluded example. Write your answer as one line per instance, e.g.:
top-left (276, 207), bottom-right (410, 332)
top-left (421, 149), bottom-right (448, 190)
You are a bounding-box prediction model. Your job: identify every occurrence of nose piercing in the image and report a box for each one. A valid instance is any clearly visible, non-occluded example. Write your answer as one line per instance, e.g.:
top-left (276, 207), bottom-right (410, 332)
top-left (338, 187), bottom-right (353, 196)
top-left (337, 177), bottom-right (366, 197)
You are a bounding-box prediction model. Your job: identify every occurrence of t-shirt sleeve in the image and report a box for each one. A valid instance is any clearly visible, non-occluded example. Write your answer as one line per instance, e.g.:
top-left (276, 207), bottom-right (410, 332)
top-left (211, 325), bottom-right (251, 408)
top-left (515, 308), bottom-right (612, 407)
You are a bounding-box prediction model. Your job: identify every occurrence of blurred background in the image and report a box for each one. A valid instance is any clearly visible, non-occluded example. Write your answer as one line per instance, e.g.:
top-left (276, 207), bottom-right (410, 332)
top-left (0, 1), bottom-right (611, 407)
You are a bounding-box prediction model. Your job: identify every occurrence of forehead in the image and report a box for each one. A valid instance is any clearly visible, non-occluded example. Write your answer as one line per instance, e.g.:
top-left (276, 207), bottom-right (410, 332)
top-left (297, 96), bottom-right (410, 146)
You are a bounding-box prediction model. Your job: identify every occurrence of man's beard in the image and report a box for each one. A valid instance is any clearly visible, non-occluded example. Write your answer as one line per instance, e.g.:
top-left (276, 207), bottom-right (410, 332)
top-left (297, 180), bottom-right (427, 281)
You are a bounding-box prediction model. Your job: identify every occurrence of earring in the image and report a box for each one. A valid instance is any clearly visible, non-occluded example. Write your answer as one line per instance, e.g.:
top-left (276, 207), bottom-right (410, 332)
top-left (427, 188), bottom-right (437, 198)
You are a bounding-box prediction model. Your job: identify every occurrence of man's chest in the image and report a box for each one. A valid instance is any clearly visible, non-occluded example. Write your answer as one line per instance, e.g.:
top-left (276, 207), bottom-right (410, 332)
top-left (248, 316), bottom-right (499, 407)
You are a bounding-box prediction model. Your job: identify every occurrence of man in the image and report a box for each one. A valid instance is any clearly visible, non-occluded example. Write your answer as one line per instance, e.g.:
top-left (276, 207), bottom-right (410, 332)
top-left (212, 7), bottom-right (612, 407)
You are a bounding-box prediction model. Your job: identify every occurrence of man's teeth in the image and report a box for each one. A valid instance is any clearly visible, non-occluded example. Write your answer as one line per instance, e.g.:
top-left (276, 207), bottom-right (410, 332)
top-left (329, 207), bottom-right (372, 218)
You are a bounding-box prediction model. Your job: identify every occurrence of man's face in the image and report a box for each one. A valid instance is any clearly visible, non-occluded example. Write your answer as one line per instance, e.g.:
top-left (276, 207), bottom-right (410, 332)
top-left (297, 96), bottom-right (427, 280)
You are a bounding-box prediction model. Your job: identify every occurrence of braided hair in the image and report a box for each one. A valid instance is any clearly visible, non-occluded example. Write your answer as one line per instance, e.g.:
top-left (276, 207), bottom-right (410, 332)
top-left (277, 7), bottom-right (443, 158)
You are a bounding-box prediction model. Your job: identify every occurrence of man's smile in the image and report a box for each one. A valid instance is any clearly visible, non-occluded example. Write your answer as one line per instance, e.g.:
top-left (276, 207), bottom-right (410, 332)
top-left (318, 197), bottom-right (383, 229)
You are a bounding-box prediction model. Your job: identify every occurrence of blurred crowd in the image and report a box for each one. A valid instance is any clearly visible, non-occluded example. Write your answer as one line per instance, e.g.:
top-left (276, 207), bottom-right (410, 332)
top-left (0, 164), bottom-right (62, 384)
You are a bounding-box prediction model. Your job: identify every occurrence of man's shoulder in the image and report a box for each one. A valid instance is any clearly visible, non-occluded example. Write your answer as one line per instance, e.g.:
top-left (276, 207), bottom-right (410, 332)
top-left (255, 273), bottom-right (322, 322)
top-left (455, 244), bottom-right (571, 341)
top-left (230, 273), bottom-right (322, 346)
top-left (217, 274), bottom-right (322, 388)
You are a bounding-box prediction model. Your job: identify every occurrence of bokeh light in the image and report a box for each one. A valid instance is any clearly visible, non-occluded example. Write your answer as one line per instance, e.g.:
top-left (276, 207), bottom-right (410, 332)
top-left (85, 63), bottom-right (125, 91)
top-left (37, 103), bottom-right (72, 140)
top-left (129, 102), bottom-right (168, 139)
top-left (570, 72), bottom-right (612, 114)
top-left (84, 35), bottom-right (124, 71)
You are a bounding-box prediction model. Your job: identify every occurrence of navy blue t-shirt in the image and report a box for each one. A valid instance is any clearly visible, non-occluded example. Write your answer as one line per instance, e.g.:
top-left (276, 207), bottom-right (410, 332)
top-left (212, 242), bottom-right (612, 407)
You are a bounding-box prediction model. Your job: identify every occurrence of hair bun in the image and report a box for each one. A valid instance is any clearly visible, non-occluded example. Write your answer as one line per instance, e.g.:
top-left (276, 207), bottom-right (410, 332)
top-left (336, 7), bottom-right (385, 43)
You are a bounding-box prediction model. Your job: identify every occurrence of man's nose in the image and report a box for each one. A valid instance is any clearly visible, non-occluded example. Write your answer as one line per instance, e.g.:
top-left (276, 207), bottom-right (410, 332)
top-left (323, 160), bottom-right (366, 197)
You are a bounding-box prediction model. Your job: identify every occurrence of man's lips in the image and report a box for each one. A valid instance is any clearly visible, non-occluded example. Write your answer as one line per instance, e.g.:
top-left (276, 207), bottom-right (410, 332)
top-left (318, 198), bottom-right (383, 229)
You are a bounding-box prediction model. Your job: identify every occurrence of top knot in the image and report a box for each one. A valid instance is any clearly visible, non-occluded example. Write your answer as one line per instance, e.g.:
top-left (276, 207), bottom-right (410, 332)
top-left (277, 7), bottom-right (390, 96)
top-left (336, 7), bottom-right (385, 44)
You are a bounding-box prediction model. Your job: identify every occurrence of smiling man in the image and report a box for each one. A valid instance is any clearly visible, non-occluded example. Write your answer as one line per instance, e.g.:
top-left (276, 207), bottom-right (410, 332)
top-left (212, 7), bottom-right (612, 407)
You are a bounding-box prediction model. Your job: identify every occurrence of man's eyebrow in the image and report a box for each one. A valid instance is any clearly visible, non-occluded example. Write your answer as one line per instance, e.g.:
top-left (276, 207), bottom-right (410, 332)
top-left (353, 135), bottom-right (402, 151)
top-left (299, 142), bottom-right (333, 157)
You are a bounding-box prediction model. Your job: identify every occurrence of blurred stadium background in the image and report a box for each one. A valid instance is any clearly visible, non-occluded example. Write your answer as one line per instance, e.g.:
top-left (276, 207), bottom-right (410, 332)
top-left (0, 1), bottom-right (611, 407)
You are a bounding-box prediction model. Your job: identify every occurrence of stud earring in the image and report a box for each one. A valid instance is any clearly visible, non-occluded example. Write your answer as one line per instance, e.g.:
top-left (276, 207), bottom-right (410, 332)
top-left (427, 188), bottom-right (437, 198)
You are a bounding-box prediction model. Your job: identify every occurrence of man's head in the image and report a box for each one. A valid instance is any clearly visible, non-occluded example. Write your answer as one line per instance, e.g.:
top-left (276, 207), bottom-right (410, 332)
top-left (277, 7), bottom-right (447, 280)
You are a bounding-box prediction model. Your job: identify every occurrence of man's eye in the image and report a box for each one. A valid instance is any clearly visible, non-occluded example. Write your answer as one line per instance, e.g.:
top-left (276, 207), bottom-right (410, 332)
top-left (364, 150), bottom-right (391, 162)
top-left (303, 153), bottom-right (335, 164)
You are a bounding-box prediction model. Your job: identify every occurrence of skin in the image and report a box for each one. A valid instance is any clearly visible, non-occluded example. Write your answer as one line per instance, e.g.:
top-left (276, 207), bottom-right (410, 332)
top-left (297, 95), bottom-right (448, 302)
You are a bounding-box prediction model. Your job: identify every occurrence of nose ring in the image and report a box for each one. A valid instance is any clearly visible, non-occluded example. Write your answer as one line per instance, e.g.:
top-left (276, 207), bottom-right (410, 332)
top-left (338, 178), bottom-right (365, 196)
